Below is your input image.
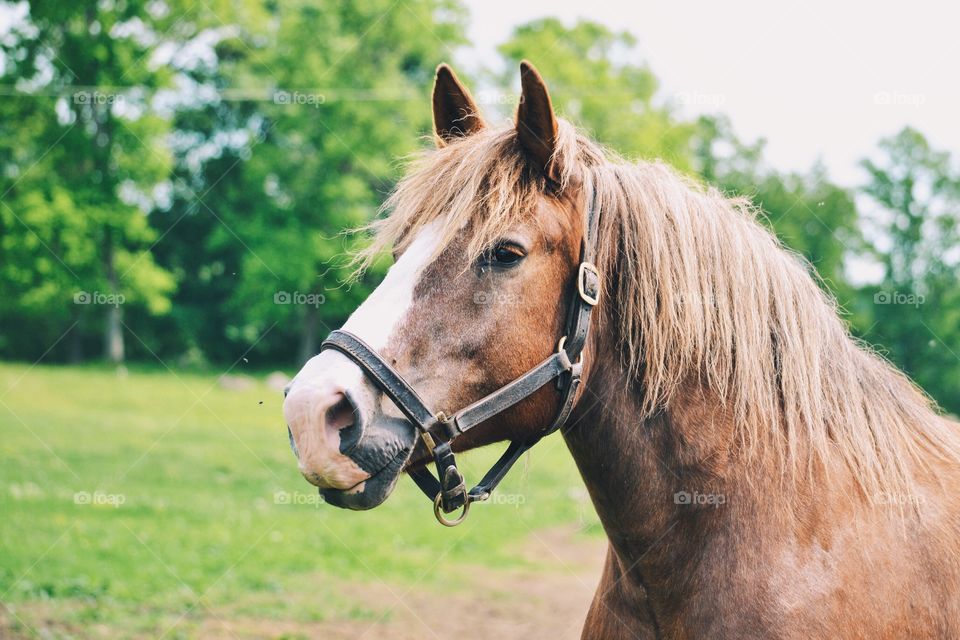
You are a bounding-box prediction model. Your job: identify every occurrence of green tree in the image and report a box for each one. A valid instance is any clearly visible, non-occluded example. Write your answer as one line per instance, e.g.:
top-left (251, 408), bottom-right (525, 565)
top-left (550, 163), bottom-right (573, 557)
top-left (150, 1), bottom-right (465, 364)
top-left (692, 115), bottom-right (860, 301)
top-left (857, 127), bottom-right (960, 413)
top-left (498, 18), bottom-right (695, 170)
top-left (0, 1), bottom-right (176, 363)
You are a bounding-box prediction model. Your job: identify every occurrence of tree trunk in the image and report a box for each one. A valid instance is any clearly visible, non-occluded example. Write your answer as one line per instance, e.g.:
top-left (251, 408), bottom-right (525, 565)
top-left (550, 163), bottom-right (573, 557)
top-left (103, 232), bottom-right (125, 364)
top-left (67, 313), bottom-right (83, 364)
top-left (298, 304), bottom-right (319, 364)
top-left (105, 304), bottom-right (124, 364)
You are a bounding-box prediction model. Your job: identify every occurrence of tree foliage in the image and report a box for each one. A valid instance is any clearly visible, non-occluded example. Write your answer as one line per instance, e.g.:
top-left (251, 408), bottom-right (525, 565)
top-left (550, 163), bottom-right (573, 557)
top-left (0, 7), bottom-right (957, 413)
top-left (0, 1), bottom-right (177, 362)
top-left (149, 0), bottom-right (463, 365)
top-left (692, 115), bottom-right (860, 301)
top-left (498, 18), bottom-right (694, 170)
top-left (856, 128), bottom-right (960, 412)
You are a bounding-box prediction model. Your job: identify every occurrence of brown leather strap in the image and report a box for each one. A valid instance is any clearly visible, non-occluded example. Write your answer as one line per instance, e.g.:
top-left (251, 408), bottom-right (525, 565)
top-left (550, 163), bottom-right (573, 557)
top-left (449, 351), bottom-right (575, 435)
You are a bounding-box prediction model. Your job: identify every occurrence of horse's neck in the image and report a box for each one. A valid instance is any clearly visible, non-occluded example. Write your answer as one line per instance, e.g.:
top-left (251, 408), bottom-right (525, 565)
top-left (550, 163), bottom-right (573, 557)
top-left (562, 359), bottom-right (749, 614)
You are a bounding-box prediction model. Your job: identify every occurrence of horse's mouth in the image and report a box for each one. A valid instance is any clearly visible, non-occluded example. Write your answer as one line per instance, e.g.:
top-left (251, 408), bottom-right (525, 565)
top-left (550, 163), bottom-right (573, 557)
top-left (319, 434), bottom-right (415, 510)
top-left (341, 446), bottom-right (411, 492)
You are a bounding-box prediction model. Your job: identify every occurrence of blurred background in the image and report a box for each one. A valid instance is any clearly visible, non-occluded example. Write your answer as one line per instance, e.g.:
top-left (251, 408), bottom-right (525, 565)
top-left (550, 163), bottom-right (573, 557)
top-left (0, 1), bottom-right (957, 638)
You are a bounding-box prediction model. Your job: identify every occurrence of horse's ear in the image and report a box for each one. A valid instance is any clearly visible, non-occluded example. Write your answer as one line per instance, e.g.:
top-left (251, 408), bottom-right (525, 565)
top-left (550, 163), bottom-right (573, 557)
top-left (516, 60), bottom-right (560, 182)
top-left (432, 64), bottom-right (485, 147)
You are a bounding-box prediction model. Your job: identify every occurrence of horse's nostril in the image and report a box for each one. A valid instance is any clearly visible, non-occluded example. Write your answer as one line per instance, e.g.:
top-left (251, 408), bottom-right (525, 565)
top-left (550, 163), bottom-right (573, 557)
top-left (283, 384), bottom-right (371, 490)
top-left (327, 392), bottom-right (362, 452)
top-left (326, 394), bottom-right (355, 430)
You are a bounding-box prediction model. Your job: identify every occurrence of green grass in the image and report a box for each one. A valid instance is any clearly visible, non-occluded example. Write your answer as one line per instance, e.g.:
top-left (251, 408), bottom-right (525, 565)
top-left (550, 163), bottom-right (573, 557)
top-left (0, 362), bottom-right (599, 637)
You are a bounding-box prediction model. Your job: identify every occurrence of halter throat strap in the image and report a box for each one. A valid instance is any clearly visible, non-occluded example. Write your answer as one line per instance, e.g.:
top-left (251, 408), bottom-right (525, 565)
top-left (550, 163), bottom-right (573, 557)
top-left (319, 180), bottom-right (602, 525)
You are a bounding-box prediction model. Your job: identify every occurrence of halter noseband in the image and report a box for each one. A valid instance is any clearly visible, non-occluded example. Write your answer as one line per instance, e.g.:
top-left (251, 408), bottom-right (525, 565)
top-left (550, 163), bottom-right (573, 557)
top-left (320, 183), bottom-right (601, 526)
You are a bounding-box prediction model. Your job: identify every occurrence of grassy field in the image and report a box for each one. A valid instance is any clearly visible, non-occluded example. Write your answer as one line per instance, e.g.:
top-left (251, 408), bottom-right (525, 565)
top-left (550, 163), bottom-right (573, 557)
top-left (0, 362), bottom-right (601, 638)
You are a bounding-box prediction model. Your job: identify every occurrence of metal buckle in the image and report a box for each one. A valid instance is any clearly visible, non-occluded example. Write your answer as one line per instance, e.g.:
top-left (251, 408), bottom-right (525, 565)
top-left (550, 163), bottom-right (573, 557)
top-left (556, 336), bottom-right (583, 365)
top-left (577, 262), bottom-right (600, 306)
top-left (420, 411), bottom-right (451, 454)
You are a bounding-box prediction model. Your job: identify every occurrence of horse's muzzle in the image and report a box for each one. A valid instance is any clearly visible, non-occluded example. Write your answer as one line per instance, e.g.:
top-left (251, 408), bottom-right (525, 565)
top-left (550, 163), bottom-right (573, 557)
top-left (283, 380), bottom-right (417, 510)
top-left (319, 421), bottom-right (415, 510)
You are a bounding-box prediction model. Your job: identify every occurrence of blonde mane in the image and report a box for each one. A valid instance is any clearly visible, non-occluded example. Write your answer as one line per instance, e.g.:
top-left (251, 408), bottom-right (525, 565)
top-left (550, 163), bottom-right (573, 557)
top-left (359, 119), bottom-right (960, 499)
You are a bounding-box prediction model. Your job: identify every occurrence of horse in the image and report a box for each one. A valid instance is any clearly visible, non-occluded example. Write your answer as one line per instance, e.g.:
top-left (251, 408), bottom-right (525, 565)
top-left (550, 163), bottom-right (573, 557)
top-left (283, 61), bottom-right (960, 638)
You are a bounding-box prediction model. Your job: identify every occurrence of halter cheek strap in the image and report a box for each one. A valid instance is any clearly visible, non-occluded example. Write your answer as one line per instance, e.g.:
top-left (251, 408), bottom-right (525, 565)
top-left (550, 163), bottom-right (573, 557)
top-left (319, 182), bottom-right (601, 526)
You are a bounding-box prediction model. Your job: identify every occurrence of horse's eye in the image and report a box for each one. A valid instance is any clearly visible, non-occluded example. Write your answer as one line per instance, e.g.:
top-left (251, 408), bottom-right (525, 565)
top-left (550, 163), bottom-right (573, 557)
top-left (487, 243), bottom-right (525, 267)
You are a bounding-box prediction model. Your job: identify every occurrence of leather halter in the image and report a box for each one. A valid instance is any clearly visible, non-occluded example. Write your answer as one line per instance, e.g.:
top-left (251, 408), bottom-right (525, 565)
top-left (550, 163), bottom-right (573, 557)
top-left (321, 182), bottom-right (601, 526)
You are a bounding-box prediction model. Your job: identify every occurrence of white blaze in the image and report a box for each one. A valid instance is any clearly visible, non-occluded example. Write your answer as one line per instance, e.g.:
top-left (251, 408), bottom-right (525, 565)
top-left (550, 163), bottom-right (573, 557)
top-left (342, 222), bottom-right (440, 350)
top-left (287, 222), bottom-right (441, 414)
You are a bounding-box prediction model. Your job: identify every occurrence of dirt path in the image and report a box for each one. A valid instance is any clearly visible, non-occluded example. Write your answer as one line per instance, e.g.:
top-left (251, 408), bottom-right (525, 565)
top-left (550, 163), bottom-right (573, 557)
top-left (201, 526), bottom-right (607, 640)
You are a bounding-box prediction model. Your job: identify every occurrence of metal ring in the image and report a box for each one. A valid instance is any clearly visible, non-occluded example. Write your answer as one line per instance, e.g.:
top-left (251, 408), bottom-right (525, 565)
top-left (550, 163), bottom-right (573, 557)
top-left (433, 493), bottom-right (470, 527)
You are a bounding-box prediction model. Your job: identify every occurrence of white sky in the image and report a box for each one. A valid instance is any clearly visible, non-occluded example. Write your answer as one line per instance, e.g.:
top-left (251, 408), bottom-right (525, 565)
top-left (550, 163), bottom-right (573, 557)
top-left (3, 0), bottom-right (956, 189)
top-left (460, 0), bottom-right (960, 187)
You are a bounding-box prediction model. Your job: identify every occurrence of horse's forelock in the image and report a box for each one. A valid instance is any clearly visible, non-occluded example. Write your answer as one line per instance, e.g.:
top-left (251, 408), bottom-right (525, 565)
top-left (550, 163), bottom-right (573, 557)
top-left (350, 120), bottom-right (588, 275)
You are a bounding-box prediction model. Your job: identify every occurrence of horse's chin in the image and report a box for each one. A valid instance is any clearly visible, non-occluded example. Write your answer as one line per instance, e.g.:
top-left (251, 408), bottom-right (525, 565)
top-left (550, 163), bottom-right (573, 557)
top-left (319, 475), bottom-right (397, 510)
top-left (319, 417), bottom-right (416, 511)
